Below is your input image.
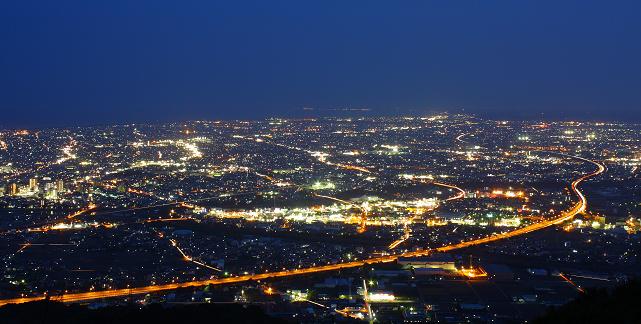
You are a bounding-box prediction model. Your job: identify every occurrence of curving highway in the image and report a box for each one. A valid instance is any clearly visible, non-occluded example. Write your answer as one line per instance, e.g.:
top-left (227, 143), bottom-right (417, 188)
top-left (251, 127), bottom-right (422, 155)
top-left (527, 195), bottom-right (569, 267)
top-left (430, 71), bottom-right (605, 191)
top-left (389, 180), bottom-right (466, 249)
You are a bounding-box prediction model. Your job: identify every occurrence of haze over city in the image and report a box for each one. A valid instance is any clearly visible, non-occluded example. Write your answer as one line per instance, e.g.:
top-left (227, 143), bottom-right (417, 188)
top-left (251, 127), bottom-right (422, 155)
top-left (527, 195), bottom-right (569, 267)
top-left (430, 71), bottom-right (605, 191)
top-left (1, 1), bottom-right (641, 128)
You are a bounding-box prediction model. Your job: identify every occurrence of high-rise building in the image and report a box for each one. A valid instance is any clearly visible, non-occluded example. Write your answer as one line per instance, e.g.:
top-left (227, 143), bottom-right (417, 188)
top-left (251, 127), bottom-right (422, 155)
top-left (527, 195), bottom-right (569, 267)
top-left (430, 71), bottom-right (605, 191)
top-left (9, 183), bottom-right (18, 196)
top-left (56, 179), bottom-right (64, 193)
top-left (29, 178), bottom-right (39, 192)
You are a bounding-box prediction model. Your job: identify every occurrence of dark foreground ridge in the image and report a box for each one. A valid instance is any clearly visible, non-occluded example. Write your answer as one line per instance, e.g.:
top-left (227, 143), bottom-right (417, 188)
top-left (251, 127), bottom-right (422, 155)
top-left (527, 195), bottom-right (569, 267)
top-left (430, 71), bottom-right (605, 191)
top-left (535, 279), bottom-right (641, 324)
top-left (0, 301), bottom-right (285, 324)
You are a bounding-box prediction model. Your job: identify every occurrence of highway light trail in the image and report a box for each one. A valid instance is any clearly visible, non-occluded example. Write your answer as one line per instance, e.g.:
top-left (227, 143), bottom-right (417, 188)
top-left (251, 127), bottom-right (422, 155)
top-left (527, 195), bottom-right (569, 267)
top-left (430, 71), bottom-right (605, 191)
top-left (362, 279), bottom-right (374, 322)
top-left (455, 133), bottom-right (469, 143)
top-left (4, 243), bottom-right (31, 263)
top-left (303, 298), bottom-right (361, 320)
top-left (566, 274), bottom-right (610, 282)
top-left (389, 180), bottom-right (466, 249)
top-left (559, 272), bottom-right (586, 294)
top-left (312, 194), bottom-right (356, 207)
top-left (313, 193), bottom-right (369, 233)
top-left (142, 217), bottom-right (193, 223)
top-left (65, 204), bottom-right (97, 220)
top-left (433, 181), bottom-right (466, 202)
top-left (15, 244), bottom-right (31, 253)
top-left (0, 154), bottom-right (604, 307)
top-left (169, 239), bottom-right (221, 272)
top-left (388, 231), bottom-right (410, 250)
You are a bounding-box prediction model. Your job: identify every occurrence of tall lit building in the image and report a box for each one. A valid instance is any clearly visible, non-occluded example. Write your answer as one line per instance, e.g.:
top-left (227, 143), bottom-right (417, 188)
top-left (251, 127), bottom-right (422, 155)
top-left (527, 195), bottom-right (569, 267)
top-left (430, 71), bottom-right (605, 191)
top-left (29, 178), bottom-right (39, 192)
top-left (55, 179), bottom-right (64, 193)
top-left (9, 183), bottom-right (18, 196)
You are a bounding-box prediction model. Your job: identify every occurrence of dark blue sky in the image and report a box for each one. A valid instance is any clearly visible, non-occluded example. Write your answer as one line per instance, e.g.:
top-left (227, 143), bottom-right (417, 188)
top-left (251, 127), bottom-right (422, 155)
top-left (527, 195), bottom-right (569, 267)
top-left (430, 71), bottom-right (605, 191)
top-left (1, 1), bottom-right (640, 128)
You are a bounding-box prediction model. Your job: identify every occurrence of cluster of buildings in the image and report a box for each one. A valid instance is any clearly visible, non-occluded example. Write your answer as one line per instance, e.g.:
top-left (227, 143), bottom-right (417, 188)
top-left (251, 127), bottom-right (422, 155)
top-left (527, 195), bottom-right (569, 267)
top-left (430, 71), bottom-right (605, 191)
top-left (1, 177), bottom-right (65, 200)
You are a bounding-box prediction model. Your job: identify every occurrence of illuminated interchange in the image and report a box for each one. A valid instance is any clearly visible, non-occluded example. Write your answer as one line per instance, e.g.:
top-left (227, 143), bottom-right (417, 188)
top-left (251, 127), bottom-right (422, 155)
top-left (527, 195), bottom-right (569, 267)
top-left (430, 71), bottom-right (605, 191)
top-left (1, 115), bottom-right (640, 322)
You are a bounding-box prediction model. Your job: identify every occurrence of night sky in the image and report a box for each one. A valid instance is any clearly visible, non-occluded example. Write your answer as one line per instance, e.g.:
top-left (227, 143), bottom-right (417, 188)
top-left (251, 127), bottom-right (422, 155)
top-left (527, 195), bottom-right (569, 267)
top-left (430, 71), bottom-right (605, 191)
top-left (1, 1), bottom-right (640, 128)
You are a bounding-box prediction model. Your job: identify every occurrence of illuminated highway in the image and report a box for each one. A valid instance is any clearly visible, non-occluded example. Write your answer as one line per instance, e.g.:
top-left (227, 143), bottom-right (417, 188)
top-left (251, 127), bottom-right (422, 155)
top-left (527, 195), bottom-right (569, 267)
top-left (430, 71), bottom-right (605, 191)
top-left (313, 193), bottom-right (369, 232)
top-left (559, 272), bottom-right (586, 294)
top-left (455, 133), bottom-right (469, 144)
top-left (389, 180), bottom-right (466, 249)
top-left (433, 181), bottom-right (466, 202)
top-left (65, 204), bottom-right (97, 220)
top-left (0, 154), bottom-right (604, 307)
top-left (169, 238), bottom-right (222, 272)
